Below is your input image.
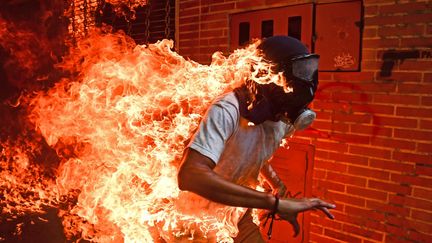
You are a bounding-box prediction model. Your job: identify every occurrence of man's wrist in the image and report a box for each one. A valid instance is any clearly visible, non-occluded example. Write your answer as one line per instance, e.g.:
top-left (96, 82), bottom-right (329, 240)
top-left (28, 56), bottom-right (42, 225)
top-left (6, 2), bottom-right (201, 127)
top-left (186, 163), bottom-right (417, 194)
top-left (272, 194), bottom-right (280, 214)
top-left (265, 193), bottom-right (276, 210)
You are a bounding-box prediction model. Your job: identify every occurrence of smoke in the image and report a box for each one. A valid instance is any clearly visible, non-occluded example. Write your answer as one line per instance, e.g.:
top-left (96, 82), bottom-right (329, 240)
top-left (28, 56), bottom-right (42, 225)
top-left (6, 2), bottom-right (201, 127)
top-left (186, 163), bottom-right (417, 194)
top-left (0, 0), bottom-right (69, 241)
top-left (0, 0), bottom-right (68, 96)
top-left (0, 0), bottom-right (68, 140)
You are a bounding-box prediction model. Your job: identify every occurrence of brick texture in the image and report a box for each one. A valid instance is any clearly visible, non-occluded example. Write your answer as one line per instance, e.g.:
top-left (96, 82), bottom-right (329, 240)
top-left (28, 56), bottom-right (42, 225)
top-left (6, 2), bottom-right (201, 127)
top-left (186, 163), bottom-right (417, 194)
top-left (177, 0), bottom-right (432, 242)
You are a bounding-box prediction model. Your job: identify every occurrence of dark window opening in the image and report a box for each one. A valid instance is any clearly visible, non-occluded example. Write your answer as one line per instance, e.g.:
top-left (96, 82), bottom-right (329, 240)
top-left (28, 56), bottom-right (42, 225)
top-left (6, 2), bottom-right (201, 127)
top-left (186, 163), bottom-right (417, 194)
top-left (288, 16), bottom-right (302, 41)
top-left (261, 20), bottom-right (273, 38)
top-left (238, 22), bottom-right (250, 46)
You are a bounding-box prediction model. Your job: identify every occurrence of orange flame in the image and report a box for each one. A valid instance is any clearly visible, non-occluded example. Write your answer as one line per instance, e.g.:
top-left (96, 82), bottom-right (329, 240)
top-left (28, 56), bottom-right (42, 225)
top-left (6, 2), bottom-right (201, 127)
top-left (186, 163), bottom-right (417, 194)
top-left (67, 0), bottom-right (147, 39)
top-left (105, 0), bottom-right (149, 17)
top-left (2, 27), bottom-right (287, 242)
top-left (0, 140), bottom-right (57, 216)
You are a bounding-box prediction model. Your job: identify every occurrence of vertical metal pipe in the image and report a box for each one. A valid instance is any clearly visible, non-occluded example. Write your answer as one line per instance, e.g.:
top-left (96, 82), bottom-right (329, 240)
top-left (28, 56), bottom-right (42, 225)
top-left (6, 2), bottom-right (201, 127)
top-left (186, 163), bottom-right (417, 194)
top-left (175, 0), bottom-right (179, 50)
top-left (83, 0), bottom-right (88, 35)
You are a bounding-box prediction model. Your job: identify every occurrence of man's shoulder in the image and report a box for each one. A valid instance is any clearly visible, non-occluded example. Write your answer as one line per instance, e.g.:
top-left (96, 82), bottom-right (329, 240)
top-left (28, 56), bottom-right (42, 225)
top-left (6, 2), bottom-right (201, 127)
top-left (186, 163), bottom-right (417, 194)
top-left (205, 92), bottom-right (240, 124)
top-left (213, 92), bottom-right (239, 110)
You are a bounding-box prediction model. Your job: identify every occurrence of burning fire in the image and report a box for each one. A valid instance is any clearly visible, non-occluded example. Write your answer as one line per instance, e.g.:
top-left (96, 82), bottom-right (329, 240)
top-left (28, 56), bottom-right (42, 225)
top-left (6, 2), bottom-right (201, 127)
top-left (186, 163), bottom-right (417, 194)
top-left (1, 23), bottom-right (287, 242)
top-left (105, 0), bottom-right (149, 16)
top-left (67, 0), bottom-right (148, 39)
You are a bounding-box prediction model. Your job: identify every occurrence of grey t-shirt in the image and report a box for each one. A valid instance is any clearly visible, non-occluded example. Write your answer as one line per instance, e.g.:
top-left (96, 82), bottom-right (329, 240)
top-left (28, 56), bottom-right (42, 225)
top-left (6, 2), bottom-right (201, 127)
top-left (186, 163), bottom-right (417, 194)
top-left (189, 92), bottom-right (294, 187)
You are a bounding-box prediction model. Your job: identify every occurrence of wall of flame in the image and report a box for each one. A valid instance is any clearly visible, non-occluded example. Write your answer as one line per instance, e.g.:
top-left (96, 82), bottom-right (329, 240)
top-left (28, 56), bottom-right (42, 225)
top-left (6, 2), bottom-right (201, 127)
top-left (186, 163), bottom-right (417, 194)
top-left (0, 1), bottom-right (286, 242)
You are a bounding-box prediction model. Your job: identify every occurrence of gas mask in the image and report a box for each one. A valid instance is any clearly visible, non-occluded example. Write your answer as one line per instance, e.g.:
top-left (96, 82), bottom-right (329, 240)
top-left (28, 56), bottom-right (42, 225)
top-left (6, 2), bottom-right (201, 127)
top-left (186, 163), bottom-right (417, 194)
top-left (275, 53), bottom-right (319, 130)
top-left (277, 108), bottom-right (316, 131)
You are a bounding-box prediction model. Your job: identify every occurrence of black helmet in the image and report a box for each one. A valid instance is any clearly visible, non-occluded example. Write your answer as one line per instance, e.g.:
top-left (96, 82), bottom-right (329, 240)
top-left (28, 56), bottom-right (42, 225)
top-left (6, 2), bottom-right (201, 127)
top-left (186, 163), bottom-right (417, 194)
top-left (258, 35), bottom-right (319, 104)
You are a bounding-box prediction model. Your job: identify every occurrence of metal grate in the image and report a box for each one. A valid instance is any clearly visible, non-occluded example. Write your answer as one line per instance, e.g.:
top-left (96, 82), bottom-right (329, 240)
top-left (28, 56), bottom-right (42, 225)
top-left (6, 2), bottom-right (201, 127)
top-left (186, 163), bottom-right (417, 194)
top-left (95, 0), bottom-right (175, 45)
top-left (68, 0), bottom-right (101, 40)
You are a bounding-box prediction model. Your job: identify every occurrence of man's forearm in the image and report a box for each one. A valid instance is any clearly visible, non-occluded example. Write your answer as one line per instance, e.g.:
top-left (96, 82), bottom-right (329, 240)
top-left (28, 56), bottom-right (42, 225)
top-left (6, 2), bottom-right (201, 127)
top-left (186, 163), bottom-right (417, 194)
top-left (178, 148), bottom-right (276, 210)
top-left (178, 148), bottom-right (336, 236)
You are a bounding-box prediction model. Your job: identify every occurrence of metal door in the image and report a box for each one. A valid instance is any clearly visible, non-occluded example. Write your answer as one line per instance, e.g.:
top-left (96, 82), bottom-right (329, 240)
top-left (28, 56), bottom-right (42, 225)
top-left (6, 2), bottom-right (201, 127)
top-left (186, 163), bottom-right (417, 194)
top-left (315, 0), bottom-right (362, 71)
top-left (230, 4), bottom-right (313, 51)
top-left (262, 142), bottom-right (315, 243)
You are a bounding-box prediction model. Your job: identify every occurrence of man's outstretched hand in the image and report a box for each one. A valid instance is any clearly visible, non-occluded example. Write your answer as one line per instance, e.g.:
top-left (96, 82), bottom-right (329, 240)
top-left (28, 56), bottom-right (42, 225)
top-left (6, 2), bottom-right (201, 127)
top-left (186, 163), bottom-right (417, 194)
top-left (277, 198), bottom-right (336, 237)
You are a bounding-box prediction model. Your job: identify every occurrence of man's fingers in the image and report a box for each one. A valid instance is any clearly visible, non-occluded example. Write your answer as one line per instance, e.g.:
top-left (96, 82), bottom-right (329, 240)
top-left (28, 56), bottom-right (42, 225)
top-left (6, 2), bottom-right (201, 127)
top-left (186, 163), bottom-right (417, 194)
top-left (317, 206), bottom-right (335, 219)
top-left (320, 201), bottom-right (336, 210)
top-left (289, 218), bottom-right (300, 237)
top-left (307, 199), bottom-right (335, 219)
top-left (310, 198), bottom-right (336, 209)
top-left (295, 199), bottom-right (329, 212)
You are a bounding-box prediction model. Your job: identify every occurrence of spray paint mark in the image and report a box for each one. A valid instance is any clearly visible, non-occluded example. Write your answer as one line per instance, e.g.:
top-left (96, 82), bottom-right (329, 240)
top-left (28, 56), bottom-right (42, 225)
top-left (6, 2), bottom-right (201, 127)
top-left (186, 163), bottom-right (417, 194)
top-left (311, 82), bottom-right (379, 143)
top-left (334, 52), bottom-right (355, 69)
top-left (380, 49), bottom-right (431, 77)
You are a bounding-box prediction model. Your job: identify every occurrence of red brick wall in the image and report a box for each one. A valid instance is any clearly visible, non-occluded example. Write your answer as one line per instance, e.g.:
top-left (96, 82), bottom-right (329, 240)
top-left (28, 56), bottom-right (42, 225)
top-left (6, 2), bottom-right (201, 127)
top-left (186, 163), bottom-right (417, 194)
top-left (178, 0), bottom-right (432, 242)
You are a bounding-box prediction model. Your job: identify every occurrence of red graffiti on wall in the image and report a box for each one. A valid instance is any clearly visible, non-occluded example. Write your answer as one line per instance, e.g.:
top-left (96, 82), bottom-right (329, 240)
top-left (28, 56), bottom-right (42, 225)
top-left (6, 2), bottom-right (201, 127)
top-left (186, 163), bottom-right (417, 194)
top-left (304, 81), bottom-right (381, 143)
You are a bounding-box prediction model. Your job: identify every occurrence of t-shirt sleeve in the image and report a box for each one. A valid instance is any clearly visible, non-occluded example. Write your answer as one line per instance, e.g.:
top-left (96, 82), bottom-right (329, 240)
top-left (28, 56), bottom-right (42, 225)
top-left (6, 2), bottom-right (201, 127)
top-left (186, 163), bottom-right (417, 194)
top-left (188, 98), bottom-right (239, 164)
